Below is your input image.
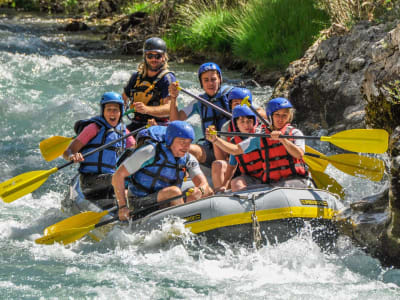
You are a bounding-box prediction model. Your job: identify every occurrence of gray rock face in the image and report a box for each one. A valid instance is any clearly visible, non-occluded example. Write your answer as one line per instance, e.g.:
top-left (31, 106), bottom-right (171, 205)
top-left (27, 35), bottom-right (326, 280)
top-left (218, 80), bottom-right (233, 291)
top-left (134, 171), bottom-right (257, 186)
top-left (274, 21), bottom-right (400, 267)
top-left (274, 21), bottom-right (399, 134)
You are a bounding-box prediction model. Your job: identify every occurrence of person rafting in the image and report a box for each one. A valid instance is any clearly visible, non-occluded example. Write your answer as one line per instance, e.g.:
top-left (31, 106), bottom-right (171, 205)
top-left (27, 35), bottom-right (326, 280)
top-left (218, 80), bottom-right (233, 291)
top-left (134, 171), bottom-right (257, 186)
top-left (112, 121), bottom-right (213, 221)
top-left (63, 92), bottom-right (135, 200)
top-left (168, 62), bottom-right (233, 167)
top-left (212, 104), bottom-right (263, 192)
top-left (122, 37), bottom-right (176, 132)
top-left (212, 88), bottom-right (257, 190)
top-left (205, 97), bottom-right (309, 191)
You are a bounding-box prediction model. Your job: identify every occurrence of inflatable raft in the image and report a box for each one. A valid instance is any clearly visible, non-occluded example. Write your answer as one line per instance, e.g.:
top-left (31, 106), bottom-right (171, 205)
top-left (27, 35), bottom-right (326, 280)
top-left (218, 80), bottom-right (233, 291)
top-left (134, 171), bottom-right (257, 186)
top-left (61, 174), bottom-right (344, 247)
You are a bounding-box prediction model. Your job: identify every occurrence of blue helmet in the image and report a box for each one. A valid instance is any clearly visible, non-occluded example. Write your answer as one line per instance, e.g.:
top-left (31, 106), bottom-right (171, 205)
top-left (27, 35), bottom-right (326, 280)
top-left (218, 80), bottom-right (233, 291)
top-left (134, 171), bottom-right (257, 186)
top-left (198, 62), bottom-right (222, 87)
top-left (266, 97), bottom-right (293, 117)
top-left (232, 105), bottom-right (256, 126)
top-left (165, 121), bottom-right (195, 146)
top-left (136, 125), bottom-right (167, 143)
top-left (100, 92), bottom-right (124, 117)
top-left (228, 87), bottom-right (253, 107)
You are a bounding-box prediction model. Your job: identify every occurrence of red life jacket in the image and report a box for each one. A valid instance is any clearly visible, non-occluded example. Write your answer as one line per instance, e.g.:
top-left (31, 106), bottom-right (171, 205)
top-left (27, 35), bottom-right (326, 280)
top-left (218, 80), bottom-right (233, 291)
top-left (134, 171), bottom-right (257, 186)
top-left (260, 123), bottom-right (307, 183)
top-left (228, 120), bottom-right (264, 179)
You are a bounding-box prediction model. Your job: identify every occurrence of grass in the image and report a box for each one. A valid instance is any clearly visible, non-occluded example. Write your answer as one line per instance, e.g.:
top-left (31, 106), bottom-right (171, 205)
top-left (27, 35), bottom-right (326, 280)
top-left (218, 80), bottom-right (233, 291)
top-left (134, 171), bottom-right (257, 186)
top-left (166, 0), bottom-right (330, 70)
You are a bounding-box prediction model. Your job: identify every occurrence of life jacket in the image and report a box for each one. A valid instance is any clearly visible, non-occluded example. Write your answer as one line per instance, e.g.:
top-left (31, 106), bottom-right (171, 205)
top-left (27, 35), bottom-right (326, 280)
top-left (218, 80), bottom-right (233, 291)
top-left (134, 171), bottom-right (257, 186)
top-left (116, 125), bottom-right (166, 168)
top-left (199, 84), bottom-right (233, 135)
top-left (228, 120), bottom-right (264, 179)
top-left (128, 142), bottom-right (188, 197)
top-left (260, 123), bottom-right (307, 183)
top-left (128, 69), bottom-right (172, 123)
top-left (77, 116), bottom-right (126, 174)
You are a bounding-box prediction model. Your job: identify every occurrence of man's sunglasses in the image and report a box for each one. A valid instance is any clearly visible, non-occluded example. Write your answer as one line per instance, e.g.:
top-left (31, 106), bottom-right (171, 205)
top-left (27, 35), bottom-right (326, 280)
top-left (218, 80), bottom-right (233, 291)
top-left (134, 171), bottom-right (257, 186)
top-left (146, 53), bottom-right (162, 60)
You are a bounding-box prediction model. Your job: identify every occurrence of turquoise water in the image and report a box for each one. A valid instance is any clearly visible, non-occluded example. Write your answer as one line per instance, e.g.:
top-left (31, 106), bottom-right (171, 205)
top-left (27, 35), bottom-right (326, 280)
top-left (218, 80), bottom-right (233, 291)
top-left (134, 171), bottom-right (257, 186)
top-left (1, 14), bottom-right (400, 299)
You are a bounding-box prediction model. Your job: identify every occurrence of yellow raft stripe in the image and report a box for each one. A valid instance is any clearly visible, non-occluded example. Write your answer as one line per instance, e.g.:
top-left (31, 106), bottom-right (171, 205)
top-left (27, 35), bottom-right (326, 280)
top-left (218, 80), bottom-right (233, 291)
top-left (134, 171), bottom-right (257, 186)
top-left (185, 206), bottom-right (339, 234)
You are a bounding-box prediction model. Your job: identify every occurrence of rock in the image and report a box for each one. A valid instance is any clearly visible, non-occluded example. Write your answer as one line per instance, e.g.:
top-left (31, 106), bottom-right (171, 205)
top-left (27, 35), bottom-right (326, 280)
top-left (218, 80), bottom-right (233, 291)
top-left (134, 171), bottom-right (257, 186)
top-left (64, 21), bottom-right (89, 32)
top-left (274, 19), bottom-right (400, 267)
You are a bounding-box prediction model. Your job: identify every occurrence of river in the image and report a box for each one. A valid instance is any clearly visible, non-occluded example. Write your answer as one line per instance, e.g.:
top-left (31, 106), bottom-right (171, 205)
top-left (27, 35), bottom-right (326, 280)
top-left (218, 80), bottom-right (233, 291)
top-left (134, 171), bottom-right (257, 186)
top-left (0, 13), bottom-right (400, 299)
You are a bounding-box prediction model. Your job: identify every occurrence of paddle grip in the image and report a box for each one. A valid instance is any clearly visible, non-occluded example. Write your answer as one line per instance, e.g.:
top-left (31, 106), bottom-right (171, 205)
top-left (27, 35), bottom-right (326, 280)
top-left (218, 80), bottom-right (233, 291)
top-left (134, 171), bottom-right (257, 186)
top-left (57, 126), bottom-right (146, 171)
top-left (178, 87), bottom-right (232, 118)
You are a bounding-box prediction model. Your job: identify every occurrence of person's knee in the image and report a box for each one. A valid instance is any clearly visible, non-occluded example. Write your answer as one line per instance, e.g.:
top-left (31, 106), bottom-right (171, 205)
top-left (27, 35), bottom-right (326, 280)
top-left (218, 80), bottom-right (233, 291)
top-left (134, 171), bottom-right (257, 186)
top-left (189, 144), bottom-right (206, 163)
top-left (158, 186), bottom-right (181, 200)
top-left (212, 160), bottom-right (227, 172)
top-left (231, 177), bottom-right (247, 192)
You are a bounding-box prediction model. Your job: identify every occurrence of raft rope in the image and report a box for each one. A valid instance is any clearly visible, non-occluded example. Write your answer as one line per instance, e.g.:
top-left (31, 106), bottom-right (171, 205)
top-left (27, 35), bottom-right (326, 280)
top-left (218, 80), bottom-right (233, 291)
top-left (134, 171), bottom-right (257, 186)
top-left (250, 194), bottom-right (262, 249)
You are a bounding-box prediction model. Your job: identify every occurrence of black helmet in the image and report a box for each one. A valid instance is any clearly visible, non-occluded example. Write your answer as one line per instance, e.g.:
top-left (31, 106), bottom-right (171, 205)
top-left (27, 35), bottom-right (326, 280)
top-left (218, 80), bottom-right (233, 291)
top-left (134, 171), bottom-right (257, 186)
top-left (143, 37), bottom-right (167, 53)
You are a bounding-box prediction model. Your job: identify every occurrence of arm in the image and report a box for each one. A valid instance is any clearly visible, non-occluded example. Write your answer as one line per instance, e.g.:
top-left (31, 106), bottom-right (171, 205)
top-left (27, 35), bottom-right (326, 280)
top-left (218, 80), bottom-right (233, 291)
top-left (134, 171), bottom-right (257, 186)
top-left (168, 82), bottom-right (188, 121)
top-left (111, 165), bottom-right (130, 221)
top-left (62, 123), bottom-right (99, 162)
top-left (134, 101), bottom-right (171, 118)
top-left (62, 139), bottom-right (85, 162)
top-left (186, 173), bottom-right (213, 202)
top-left (270, 130), bottom-right (304, 159)
top-left (205, 127), bottom-right (244, 156)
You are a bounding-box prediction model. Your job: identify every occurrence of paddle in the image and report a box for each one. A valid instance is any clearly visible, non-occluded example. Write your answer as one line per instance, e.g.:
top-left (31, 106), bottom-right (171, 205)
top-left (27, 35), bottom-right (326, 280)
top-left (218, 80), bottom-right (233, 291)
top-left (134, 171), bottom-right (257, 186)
top-left (0, 126), bottom-right (145, 203)
top-left (177, 86), bottom-right (232, 118)
top-left (35, 189), bottom-right (194, 245)
top-left (309, 168), bottom-right (345, 199)
top-left (304, 145), bottom-right (385, 181)
top-left (211, 129), bottom-right (389, 154)
top-left (39, 108), bottom-right (137, 162)
top-left (241, 96), bottom-right (270, 127)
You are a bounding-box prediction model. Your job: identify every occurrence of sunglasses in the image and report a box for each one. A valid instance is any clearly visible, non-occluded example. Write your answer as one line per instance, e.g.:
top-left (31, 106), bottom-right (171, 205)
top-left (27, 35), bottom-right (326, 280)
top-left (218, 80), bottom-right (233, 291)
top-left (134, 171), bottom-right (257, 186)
top-left (146, 53), bottom-right (162, 60)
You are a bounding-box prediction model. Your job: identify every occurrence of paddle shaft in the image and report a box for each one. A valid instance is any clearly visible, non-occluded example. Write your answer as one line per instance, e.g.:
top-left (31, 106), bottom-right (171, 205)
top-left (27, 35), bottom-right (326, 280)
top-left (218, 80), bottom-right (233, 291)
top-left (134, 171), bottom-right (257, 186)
top-left (217, 131), bottom-right (321, 140)
top-left (179, 87), bottom-right (232, 118)
top-left (56, 126), bottom-right (146, 172)
top-left (94, 191), bottom-right (191, 228)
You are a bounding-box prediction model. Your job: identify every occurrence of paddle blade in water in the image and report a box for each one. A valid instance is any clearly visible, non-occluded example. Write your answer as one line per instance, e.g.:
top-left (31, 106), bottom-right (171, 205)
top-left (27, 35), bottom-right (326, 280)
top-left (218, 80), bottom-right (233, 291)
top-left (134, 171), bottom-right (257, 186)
top-left (45, 210), bottom-right (110, 234)
top-left (310, 169), bottom-right (345, 199)
top-left (321, 129), bottom-right (388, 154)
top-left (0, 168), bottom-right (57, 203)
top-left (40, 136), bottom-right (73, 161)
top-left (304, 146), bottom-right (329, 172)
top-left (329, 153), bottom-right (385, 181)
top-left (35, 224), bottom-right (96, 245)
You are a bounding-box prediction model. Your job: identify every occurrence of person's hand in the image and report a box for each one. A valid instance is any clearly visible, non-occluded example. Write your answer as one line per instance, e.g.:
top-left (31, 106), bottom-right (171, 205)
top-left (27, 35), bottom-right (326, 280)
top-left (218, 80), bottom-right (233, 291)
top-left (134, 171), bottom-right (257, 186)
top-left (270, 130), bottom-right (282, 141)
top-left (132, 102), bottom-right (148, 114)
top-left (205, 126), bottom-right (217, 143)
top-left (68, 152), bottom-right (84, 163)
top-left (118, 207), bottom-right (130, 221)
top-left (168, 82), bottom-right (180, 99)
top-left (147, 118), bottom-right (157, 127)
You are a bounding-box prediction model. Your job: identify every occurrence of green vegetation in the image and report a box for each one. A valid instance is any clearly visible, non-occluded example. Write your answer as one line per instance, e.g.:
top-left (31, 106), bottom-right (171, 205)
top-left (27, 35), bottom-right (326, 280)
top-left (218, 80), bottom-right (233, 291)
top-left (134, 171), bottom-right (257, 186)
top-left (167, 0), bottom-right (329, 70)
top-left (2, 0), bottom-right (397, 71)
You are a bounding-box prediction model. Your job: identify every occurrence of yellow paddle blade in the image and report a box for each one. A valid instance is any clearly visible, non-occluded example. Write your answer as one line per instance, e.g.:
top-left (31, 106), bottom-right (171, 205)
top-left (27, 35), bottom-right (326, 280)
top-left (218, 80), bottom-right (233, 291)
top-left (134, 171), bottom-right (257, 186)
top-left (305, 145), bottom-right (385, 181)
top-left (328, 153), bottom-right (385, 181)
top-left (309, 169), bottom-right (345, 199)
top-left (40, 136), bottom-right (74, 162)
top-left (0, 168), bottom-right (58, 203)
top-left (321, 129), bottom-right (388, 154)
top-left (304, 146), bottom-right (329, 172)
top-left (44, 210), bottom-right (110, 235)
top-left (35, 224), bottom-right (96, 245)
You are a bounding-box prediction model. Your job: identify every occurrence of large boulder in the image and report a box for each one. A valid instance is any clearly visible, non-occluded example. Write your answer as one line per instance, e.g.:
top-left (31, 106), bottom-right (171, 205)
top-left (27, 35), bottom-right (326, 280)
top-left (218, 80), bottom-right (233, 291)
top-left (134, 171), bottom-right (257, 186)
top-left (273, 21), bottom-right (398, 134)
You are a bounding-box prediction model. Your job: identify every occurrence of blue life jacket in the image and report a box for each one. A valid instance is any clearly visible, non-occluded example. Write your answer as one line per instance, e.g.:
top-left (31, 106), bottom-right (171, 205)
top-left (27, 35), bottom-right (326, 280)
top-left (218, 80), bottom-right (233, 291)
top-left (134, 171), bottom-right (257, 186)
top-left (79, 116), bottom-right (126, 174)
top-left (199, 84), bottom-right (233, 135)
top-left (128, 142), bottom-right (188, 197)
